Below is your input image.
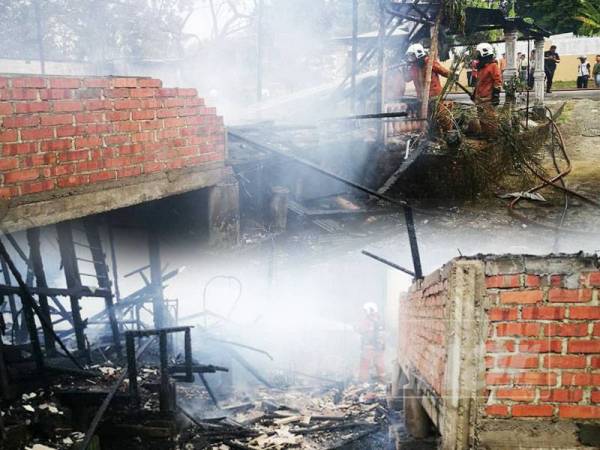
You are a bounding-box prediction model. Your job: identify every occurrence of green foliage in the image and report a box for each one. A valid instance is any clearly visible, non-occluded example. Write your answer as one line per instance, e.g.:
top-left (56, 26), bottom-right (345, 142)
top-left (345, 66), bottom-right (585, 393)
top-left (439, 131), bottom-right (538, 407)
top-left (515, 0), bottom-right (587, 35)
top-left (576, 0), bottom-right (600, 35)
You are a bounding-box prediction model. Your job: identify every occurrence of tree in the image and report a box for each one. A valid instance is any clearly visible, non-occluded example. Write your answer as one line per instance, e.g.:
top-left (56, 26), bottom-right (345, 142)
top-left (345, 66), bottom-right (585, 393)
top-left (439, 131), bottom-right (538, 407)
top-left (576, 0), bottom-right (600, 35)
top-left (515, 0), bottom-right (586, 35)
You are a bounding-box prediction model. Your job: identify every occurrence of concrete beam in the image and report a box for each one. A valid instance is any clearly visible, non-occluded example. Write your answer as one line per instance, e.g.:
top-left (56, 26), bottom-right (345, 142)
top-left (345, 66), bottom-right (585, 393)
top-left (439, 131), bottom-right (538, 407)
top-left (0, 164), bottom-right (226, 232)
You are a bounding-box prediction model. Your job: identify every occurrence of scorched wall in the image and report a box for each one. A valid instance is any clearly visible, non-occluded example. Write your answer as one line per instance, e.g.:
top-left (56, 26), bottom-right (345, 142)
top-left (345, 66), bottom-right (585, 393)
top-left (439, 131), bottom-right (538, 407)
top-left (0, 75), bottom-right (228, 231)
top-left (398, 254), bottom-right (600, 449)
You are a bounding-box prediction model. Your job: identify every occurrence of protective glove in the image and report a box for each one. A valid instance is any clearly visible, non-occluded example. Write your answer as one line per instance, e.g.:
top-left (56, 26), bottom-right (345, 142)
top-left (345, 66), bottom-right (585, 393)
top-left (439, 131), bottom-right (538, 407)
top-left (491, 87), bottom-right (501, 106)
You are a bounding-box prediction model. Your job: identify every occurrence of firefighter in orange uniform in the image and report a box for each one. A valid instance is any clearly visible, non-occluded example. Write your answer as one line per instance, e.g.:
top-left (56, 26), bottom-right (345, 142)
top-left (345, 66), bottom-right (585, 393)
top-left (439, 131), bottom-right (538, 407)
top-left (358, 302), bottom-right (385, 383)
top-left (473, 43), bottom-right (503, 137)
top-left (404, 43), bottom-right (453, 132)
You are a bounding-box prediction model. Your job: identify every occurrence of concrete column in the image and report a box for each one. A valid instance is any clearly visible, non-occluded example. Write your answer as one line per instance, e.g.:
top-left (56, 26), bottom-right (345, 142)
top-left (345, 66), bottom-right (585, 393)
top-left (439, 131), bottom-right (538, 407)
top-left (503, 29), bottom-right (518, 84)
top-left (208, 173), bottom-right (240, 247)
top-left (533, 39), bottom-right (546, 116)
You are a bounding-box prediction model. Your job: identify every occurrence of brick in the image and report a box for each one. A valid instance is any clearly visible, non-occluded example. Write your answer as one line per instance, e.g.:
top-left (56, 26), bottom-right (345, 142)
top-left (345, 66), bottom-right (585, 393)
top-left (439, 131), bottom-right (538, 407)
top-left (111, 78), bottom-right (138, 88)
top-left (57, 174), bottom-right (89, 188)
top-left (496, 322), bottom-right (541, 337)
top-left (40, 89), bottom-right (72, 100)
top-left (520, 339), bottom-right (562, 353)
top-left (106, 111), bottom-right (130, 121)
top-left (548, 288), bottom-right (592, 303)
top-left (525, 275), bottom-right (542, 287)
top-left (113, 99), bottom-right (141, 110)
top-left (12, 77), bottom-right (46, 88)
top-left (583, 272), bottom-right (600, 287)
top-left (550, 275), bottom-right (563, 287)
top-left (486, 275), bottom-right (521, 289)
top-left (0, 78), bottom-right (7, 88)
top-left (52, 163), bottom-right (76, 176)
top-left (543, 355), bottom-right (586, 369)
top-left (486, 340), bottom-right (515, 353)
top-left (105, 135), bottom-right (130, 146)
top-left (132, 110), bottom-right (155, 120)
top-left (515, 372), bottom-right (557, 386)
top-left (41, 113), bottom-right (73, 126)
top-left (496, 388), bottom-right (535, 401)
top-left (157, 108), bottom-right (179, 118)
top-left (562, 372), bottom-right (600, 386)
top-left (522, 306), bottom-right (565, 320)
top-left (138, 78), bottom-right (162, 88)
top-left (164, 98), bottom-right (185, 108)
top-left (54, 101), bottom-right (84, 112)
top-left (512, 404), bottom-right (554, 417)
top-left (568, 340), bottom-right (600, 353)
top-left (41, 139), bottom-right (73, 152)
top-left (157, 129), bottom-right (179, 140)
top-left (14, 102), bottom-right (49, 114)
top-left (559, 405), bottom-right (600, 419)
top-left (592, 391), bottom-right (600, 403)
top-left (89, 171), bottom-right (117, 183)
top-left (0, 187), bottom-right (18, 199)
top-left (84, 78), bottom-right (110, 88)
top-left (76, 160), bottom-right (102, 172)
top-left (539, 389), bottom-right (583, 403)
top-left (21, 128), bottom-right (54, 141)
top-left (0, 158), bottom-right (18, 171)
top-left (104, 88), bottom-right (130, 99)
top-left (0, 102), bottom-right (13, 115)
top-left (4, 168), bottom-right (39, 184)
top-left (20, 180), bottom-right (54, 195)
top-left (0, 130), bottom-right (18, 142)
top-left (485, 373), bottom-right (512, 385)
top-left (49, 78), bottom-right (81, 89)
top-left (114, 121), bottom-right (140, 133)
top-left (497, 355), bottom-right (539, 369)
top-left (117, 166), bottom-right (142, 178)
top-left (595, 323), bottom-right (600, 337)
top-left (60, 150), bottom-right (89, 162)
top-left (593, 357), bottom-right (600, 369)
top-left (485, 405), bottom-right (509, 417)
top-left (8, 88), bottom-right (38, 100)
top-left (132, 132), bottom-right (153, 143)
top-left (546, 323), bottom-right (589, 337)
top-left (177, 88), bottom-right (197, 97)
top-left (158, 88), bottom-right (178, 97)
top-left (500, 290), bottom-right (543, 305)
top-left (570, 307), bottom-right (600, 320)
top-left (75, 136), bottom-right (102, 149)
top-left (164, 117), bottom-right (186, 128)
top-left (2, 143), bottom-right (37, 156)
top-left (85, 99), bottom-right (112, 111)
top-left (75, 112), bottom-right (103, 123)
top-left (2, 115), bottom-right (40, 128)
top-left (130, 88), bottom-right (157, 98)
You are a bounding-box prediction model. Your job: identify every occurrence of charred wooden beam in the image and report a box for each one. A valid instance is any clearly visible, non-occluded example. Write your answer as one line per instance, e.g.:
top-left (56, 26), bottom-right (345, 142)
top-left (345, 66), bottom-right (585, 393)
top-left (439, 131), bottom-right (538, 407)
top-left (56, 222), bottom-right (87, 355)
top-left (83, 218), bottom-right (122, 358)
top-left (26, 228), bottom-right (56, 355)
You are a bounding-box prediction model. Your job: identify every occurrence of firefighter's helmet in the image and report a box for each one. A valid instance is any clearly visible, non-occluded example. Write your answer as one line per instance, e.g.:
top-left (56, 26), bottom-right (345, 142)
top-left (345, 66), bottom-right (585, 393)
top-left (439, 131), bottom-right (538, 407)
top-left (476, 43), bottom-right (494, 58)
top-left (406, 43), bottom-right (427, 60)
top-left (363, 302), bottom-right (378, 315)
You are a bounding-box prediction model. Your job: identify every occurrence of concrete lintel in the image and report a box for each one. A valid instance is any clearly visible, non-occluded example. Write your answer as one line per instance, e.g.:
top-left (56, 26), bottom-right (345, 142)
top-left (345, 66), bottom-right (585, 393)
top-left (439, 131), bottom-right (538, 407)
top-left (478, 419), bottom-right (598, 449)
top-left (0, 164), bottom-right (226, 232)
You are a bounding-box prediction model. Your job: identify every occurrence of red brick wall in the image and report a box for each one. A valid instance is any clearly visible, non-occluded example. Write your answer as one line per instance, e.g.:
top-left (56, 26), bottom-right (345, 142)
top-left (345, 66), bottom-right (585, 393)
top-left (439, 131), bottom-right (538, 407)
top-left (484, 270), bottom-right (600, 421)
top-left (0, 76), bottom-right (225, 199)
top-left (398, 270), bottom-right (449, 395)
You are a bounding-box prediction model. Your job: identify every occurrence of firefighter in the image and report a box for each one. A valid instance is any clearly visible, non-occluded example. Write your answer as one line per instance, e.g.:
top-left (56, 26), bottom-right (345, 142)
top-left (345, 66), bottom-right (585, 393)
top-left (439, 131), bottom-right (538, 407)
top-left (404, 43), bottom-right (453, 132)
top-left (473, 42), bottom-right (502, 137)
top-left (358, 302), bottom-right (385, 383)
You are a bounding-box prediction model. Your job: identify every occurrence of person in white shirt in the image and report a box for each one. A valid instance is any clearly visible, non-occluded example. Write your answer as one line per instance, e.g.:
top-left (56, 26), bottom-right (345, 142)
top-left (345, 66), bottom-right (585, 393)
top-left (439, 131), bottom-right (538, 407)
top-left (577, 56), bottom-right (591, 89)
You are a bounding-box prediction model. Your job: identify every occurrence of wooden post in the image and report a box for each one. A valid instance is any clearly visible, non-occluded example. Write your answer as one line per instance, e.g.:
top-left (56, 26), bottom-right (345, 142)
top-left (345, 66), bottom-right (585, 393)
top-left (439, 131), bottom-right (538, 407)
top-left (148, 231), bottom-right (165, 331)
top-left (184, 328), bottom-right (193, 382)
top-left (420, 11), bottom-right (442, 121)
top-left (26, 228), bottom-right (56, 355)
top-left (126, 333), bottom-right (139, 406)
top-left (159, 330), bottom-right (170, 413)
top-left (1, 258), bottom-right (20, 343)
top-left (83, 218), bottom-right (122, 358)
top-left (56, 222), bottom-right (87, 356)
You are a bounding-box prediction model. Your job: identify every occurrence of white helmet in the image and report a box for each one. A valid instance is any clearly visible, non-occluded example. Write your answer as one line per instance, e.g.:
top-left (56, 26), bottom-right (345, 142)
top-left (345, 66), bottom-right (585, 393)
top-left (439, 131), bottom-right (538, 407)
top-left (406, 43), bottom-right (427, 60)
top-left (476, 43), bottom-right (494, 58)
top-left (363, 302), bottom-right (378, 314)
